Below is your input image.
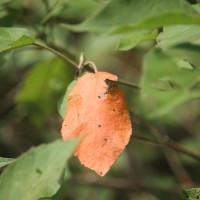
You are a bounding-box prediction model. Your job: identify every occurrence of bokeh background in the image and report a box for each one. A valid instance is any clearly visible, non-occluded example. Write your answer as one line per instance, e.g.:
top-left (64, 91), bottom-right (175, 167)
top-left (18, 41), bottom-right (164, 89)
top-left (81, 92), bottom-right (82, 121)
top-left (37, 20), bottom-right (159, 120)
top-left (0, 0), bottom-right (200, 200)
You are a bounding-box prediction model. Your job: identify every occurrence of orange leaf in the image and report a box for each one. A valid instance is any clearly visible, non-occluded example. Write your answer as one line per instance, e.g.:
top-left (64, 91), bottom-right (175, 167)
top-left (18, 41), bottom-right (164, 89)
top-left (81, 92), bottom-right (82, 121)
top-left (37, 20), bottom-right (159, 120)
top-left (61, 72), bottom-right (132, 176)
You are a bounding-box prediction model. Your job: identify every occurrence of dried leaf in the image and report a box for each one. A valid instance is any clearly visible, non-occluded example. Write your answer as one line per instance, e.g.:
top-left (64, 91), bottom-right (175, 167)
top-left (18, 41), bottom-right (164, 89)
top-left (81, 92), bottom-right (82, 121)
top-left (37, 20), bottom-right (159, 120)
top-left (61, 72), bottom-right (132, 176)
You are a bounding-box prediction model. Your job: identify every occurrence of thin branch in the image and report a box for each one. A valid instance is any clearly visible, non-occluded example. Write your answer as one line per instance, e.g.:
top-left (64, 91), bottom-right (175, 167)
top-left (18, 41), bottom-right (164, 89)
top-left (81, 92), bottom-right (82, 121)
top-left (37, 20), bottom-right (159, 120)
top-left (132, 134), bottom-right (164, 146)
top-left (33, 42), bottom-right (78, 69)
top-left (136, 118), bottom-right (195, 186)
top-left (117, 79), bottom-right (141, 91)
top-left (132, 118), bottom-right (194, 187)
top-left (132, 133), bottom-right (200, 162)
top-left (133, 135), bottom-right (194, 188)
top-left (33, 42), bottom-right (141, 90)
top-left (162, 148), bottom-right (194, 187)
top-left (131, 111), bottom-right (200, 162)
top-left (83, 61), bottom-right (98, 74)
top-left (144, 122), bottom-right (200, 162)
top-left (71, 174), bottom-right (181, 194)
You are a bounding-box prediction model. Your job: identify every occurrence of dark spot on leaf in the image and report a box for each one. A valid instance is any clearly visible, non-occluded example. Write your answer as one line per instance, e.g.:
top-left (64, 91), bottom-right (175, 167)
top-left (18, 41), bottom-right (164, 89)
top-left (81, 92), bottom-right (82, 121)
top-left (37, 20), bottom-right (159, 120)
top-left (104, 138), bottom-right (107, 142)
top-left (105, 79), bottom-right (112, 85)
top-left (98, 124), bottom-right (101, 128)
top-left (36, 168), bottom-right (42, 174)
top-left (68, 96), bottom-right (73, 101)
top-left (98, 96), bottom-right (101, 99)
top-left (64, 124), bottom-right (66, 127)
top-left (113, 108), bottom-right (116, 112)
top-left (100, 171), bottom-right (103, 175)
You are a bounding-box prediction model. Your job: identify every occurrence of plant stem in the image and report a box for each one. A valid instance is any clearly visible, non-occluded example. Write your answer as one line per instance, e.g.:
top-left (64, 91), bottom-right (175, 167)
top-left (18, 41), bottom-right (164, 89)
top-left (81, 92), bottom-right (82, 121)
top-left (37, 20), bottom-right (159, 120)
top-left (132, 112), bottom-right (200, 162)
top-left (162, 148), bottom-right (193, 187)
top-left (144, 122), bottom-right (200, 162)
top-left (131, 110), bottom-right (200, 162)
top-left (132, 134), bottom-right (200, 162)
top-left (117, 79), bottom-right (141, 91)
top-left (33, 42), bottom-right (78, 70)
top-left (83, 61), bottom-right (98, 74)
top-left (143, 121), bottom-right (194, 186)
top-left (33, 41), bottom-right (141, 90)
top-left (132, 133), bottom-right (200, 184)
top-left (132, 134), bottom-right (164, 146)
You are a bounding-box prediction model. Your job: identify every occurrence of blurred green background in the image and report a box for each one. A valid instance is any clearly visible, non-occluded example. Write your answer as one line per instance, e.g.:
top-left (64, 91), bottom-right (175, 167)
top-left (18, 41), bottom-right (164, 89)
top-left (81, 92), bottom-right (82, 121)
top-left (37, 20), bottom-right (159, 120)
top-left (0, 0), bottom-right (200, 200)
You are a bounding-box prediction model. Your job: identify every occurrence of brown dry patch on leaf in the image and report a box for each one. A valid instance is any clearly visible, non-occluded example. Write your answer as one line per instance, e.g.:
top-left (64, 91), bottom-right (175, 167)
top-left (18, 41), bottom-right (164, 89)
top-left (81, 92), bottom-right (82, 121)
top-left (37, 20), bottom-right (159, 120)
top-left (61, 72), bottom-right (132, 176)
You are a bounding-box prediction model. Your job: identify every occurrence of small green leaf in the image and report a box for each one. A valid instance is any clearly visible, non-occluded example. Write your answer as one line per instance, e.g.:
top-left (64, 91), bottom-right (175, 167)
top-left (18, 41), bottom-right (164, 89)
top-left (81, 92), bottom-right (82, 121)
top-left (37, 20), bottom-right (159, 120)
top-left (116, 30), bottom-right (158, 51)
top-left (0, 28), bottom-right (35, 52)
top-left (157, 25), bottom-right (200, 49)
top-left (58, 80), bottom-right (78, 119)
top-left (9, 35), bottom-right (35, 50)
top-left (164, 44), bottom-right (200, 71)
top-left (62, 0), bottom-right (200, 33)
top-left (0, 157), bottom-right (15, 168)
top-left (177, 59), bottom-right (194, 70)
top-left (17, 58), bottom-right (74, 125)
top-left (181, 188), bottom-right (200, 200)
top-left (0, 139), bottom-right (77, 200)
top-left (59, 0), bottom-right (102, 21)
top-left (139, 48), bottom-right (200, 119)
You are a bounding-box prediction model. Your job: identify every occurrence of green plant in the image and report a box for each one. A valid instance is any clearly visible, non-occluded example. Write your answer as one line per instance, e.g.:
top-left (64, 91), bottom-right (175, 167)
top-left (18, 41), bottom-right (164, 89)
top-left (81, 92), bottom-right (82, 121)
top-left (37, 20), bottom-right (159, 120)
top-left (0, 0), bottom-right (200, 199)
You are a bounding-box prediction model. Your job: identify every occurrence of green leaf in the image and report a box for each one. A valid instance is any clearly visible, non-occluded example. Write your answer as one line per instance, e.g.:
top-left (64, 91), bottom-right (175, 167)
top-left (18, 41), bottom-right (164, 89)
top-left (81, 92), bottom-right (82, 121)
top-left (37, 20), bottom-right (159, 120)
top-left (62, 0), bottom-right (200, 33)
top-left (157, 25), bottom-right (200, 49)
top-left (177, 59), bottom-right (194, 70)
top-left (0, 157), bottom-right (15, 168)
top-left (165, 44), bottom-right (200, 69)
top-left (59, 0), bottom-right (102, 21)
top-left (42, 0), bottom-right (69, 23)
top-left (0, 139), bottom-right (77, 200)
top-left (116, 30), bottom-right (158, 51)
top-left (58, 80), bottom-right (78, 119)
top-left (139, 48), bottom-right (200, 119)
top-left (0, 28), bottom-right (35, 52)
top-left (17, 58), bottom-right (74, 125)
top-left (0, 0), bottom-right (11, 5)
top-left (181, 188), bottom-right (200, 200)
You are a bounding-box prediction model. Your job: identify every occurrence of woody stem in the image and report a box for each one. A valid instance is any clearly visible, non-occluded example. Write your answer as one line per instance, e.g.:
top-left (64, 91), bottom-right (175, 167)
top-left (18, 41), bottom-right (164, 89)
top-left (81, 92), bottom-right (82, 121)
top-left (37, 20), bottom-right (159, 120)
top-left (33, 42), bottom-right (140, 89)
top-left (33, 42), bottom-right (78, 69)
top-left (83, 61), bottom-right (98, 74)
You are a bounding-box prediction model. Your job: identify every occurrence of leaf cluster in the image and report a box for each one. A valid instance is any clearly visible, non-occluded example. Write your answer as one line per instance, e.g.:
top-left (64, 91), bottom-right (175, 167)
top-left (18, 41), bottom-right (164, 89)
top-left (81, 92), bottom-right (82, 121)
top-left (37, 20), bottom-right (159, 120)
top-left (0, 0), bottom-right (200, 200)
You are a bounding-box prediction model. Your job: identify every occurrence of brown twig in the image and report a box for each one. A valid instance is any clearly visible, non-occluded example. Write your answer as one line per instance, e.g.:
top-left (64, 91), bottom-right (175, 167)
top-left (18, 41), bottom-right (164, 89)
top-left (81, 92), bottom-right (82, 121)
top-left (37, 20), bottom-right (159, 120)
top-left (32, 42), bottom-right (141, 90)
top-left (132, 133), bottom-right (197, 186)
top-left (70, 174), bottom-right (181, 194)
top-left (162, 148), bottom-right (194, 188)
top-left (132, 134), bottom-right (164, 146)
top-left (33, 42), bottom-right (78, 69)
top-left (132, 133), bottom-right (200, 161)
top-left (83, 61), bottom-right (98, 74)
top-left (132, 113), bottom-right (199, 185)
top-left (139, 120), bottom-right (194, 187)
top-left (117, 79), bottom-right (141, 91)
top-left (143, 122), bottom-right (200, 162)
